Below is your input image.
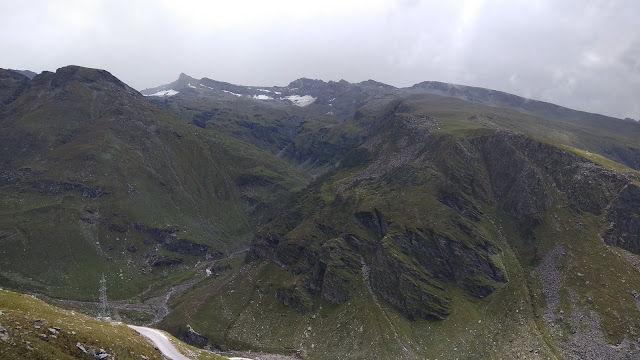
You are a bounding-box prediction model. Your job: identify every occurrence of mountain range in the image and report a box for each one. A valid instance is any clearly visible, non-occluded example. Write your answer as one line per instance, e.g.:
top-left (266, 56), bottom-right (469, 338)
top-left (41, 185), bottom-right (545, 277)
top-left (1, 65), bottom-right (640, 359)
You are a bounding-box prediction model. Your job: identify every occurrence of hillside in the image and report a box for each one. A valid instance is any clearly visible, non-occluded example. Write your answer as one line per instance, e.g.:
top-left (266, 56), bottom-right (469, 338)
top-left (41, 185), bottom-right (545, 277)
top-left (2, 66), bottom-right (640, 359)
top-left (0, 288), bottom-right (226, 360)
top-left (160, 96), bottom-right (640, 359)
top-left (0, 66), bottom-right (309, 300)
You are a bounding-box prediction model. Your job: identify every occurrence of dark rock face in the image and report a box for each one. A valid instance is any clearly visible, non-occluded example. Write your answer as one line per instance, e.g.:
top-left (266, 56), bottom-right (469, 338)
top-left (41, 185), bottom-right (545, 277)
top-left (276, 284), bottom-right (313, 313)
top-left (30, 180), bottom-right (108, 199)
top-left (179, 325), bottom-right (208, 347)
top-left (480, 132), bottom-right (627, 217)
top-left (437, 187), bottom-right (481, 222)
top-left (480, 134), bottom-right (552, 220)
top-left (134, 223), bottom-right (210, 256)
top-left (151, 257), bottom-right (182, 268)
top-left (370, 240), bottom-right (450, 320)
top-left (401, 229), bottom-right (505, 296)
top-left (245, 231), bottom-right (281, 262)
top-left (355, 210), bottom-right (389, 238)
top-left (164, 239), bottom-right (209, 256)
top-left (604, 185), bottom-right (640, 253)
top-left (369, 227), bottom-right (505, 320)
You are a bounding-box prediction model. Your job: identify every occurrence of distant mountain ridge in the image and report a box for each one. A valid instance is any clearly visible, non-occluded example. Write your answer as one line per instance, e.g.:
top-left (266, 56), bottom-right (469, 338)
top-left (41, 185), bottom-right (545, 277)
top-left (143, 73), bottom-right (638, 132)
top-left (144, 72), bottom-right (640, 170)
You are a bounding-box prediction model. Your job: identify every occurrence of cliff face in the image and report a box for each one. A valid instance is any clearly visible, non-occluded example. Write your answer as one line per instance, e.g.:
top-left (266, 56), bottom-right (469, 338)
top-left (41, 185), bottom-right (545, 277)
top-left (604, 184), bottom-right (640, 253)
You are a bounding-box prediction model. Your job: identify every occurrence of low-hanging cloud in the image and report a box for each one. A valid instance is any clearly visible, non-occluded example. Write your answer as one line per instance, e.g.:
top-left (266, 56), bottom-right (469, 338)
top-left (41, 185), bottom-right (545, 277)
top-left (1, 0), bottom-right (638, 119)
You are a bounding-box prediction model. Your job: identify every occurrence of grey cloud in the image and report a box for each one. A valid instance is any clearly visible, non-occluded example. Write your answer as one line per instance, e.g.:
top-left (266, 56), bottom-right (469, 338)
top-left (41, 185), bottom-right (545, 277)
top-left (0, 0), bottom-right (638, 119)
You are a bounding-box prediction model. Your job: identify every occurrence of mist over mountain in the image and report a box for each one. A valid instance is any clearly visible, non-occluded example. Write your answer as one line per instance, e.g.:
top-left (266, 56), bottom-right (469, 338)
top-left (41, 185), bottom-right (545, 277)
top-left (1, 65), bottom-right (640, 360)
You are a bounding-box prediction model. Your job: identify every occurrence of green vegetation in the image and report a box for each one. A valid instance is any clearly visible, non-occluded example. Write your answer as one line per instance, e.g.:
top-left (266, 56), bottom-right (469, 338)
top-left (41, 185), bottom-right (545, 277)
top-left (0, 288), bottom-right (163, 359)
top-left (2, 66), bottom-right (640, 359)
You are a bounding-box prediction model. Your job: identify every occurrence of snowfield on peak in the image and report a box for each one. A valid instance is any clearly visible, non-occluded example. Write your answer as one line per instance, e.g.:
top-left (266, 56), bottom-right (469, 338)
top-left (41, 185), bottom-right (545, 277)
top-left (145, 89), bottom-right (179, 97)
top-left (283, 95), bottom-right (316, 107)
top-left (253, 94), bottom-right (273, 100)
top-left (222, 89), bottom-right (242, 97)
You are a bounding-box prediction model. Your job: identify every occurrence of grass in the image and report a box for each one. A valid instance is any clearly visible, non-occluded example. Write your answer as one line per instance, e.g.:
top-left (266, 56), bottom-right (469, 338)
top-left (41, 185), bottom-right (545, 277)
top-left (0, 289), bottom-right (163, 360)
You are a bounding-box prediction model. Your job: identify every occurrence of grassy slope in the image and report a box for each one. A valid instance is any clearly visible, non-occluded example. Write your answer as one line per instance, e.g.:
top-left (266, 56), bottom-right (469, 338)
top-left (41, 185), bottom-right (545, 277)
top-left (0, 70), bottom-right (310, 301)
top-left (0, 288), bottom-right (227, 360)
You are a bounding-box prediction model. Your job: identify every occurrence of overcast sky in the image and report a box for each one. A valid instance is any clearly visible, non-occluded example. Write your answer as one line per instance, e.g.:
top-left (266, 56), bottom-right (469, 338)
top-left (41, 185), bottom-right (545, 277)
top-left (1, 0), bottom-right (639, 119)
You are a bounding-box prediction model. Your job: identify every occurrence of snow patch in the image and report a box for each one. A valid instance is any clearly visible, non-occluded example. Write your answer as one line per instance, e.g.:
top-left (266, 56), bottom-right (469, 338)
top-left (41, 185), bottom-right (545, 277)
top-left (200, 84), bottom-right (215, 90)
top-left (282, 95), bottom-right (316, 107)
top-left (222, 89), bottom-right (242, 97)
top-left (253, 94), bottom-right (273, 100)
top-left (274, 91), bottom-right (281, 95)
top-left (187, 83), bottom-right (197, 89)
top-left (257, 89), bottom-right (271, 93)
top-left (145, 89), bottom-right (179, 97)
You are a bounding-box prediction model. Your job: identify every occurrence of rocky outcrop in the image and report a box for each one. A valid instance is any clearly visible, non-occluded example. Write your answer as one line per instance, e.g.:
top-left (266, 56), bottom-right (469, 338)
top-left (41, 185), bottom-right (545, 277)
top-left (134, 223), bottom-right (210, 256)
top-left (30, 180), bottom-right (107, 199)
top-left (354, 209), bottom-right (389, 238)
top-left (399, 228), bottom-right (505, 297)
top-left (180, 324), bottom-right (208, 347)
top-left (480, 132), bottom-right (628, 217)
top-left (308, 238), bottom-right (360, 305)
top-left (367, 226), bottom-right (506, 320)
top-left (164, 239), bottom-right (209, 256)
top-left (370, 238), bottom-right (451, 320)
top-left (245, 231), bottom-right (281, 262)
top-left (604, 185), bottom-right (640, 254)
top-left (276, 283), bottom-right (313, 313)
top-left (480, 133), bottom-right (552, 220)
top-left (436, 185), bottom-right (482, 222)
top-left (150, 256), bottom-right (183, 268)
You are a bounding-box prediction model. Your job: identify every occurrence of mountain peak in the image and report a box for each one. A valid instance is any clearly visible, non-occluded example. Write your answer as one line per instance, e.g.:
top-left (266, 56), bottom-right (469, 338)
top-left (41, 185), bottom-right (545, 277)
top-left (34, 65), bottom-right (128, 90)
top-left (178, 72), bottom-right (195, 81)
